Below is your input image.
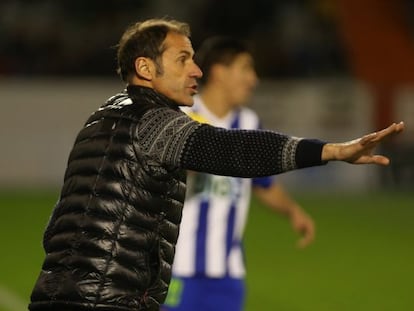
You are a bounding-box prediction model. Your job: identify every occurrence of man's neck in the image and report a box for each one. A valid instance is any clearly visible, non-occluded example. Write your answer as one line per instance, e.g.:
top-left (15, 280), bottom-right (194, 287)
top-left (199, 84), bottom-right (233, 118)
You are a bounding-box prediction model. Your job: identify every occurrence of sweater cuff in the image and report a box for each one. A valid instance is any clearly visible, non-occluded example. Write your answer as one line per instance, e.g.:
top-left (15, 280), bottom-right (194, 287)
top-left (295, 139), bottom-right (327, 168)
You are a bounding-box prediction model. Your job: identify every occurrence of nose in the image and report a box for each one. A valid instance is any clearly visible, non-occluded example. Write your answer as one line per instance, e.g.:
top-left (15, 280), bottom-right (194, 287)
top-left (191, 61), bottom-right (203, 79)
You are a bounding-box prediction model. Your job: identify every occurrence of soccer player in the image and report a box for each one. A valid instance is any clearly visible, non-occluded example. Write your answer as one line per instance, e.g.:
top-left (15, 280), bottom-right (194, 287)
top-left (163, 36), bottom-right (315, 311)
top-left (29, 18), bottom-right (404, 311)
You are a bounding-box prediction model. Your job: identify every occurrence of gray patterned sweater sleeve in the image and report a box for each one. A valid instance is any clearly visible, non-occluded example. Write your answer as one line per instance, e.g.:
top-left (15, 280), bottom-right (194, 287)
top-left (136, 107), bottom-right (202, 165)
top-left (180, 124), bottom-right (327, 178)
top-left (136, 108), bottom-right (326, 177)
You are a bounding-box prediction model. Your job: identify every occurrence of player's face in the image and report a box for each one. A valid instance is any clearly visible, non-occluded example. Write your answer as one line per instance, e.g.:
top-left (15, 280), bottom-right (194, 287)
top-left (222, 53), bottom-right (258, 107)
top-left (152, 32), bottom-right (203, 106)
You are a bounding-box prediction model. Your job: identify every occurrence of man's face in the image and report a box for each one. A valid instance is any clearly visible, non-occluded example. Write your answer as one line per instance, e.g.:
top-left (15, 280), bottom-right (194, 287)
top-left (152, 32), bottom-right (203, 106)
top-left (221, 52), bottom-right (258, 107)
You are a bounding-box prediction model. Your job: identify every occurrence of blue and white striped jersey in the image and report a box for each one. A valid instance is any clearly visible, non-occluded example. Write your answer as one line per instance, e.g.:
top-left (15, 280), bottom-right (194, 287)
top-left (172, 96), bottom-right (273, 279)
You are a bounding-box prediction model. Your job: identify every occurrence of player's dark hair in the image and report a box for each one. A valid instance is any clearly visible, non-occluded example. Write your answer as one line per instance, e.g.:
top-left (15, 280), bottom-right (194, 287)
top-left (195, 36), bottom-right (251, 85)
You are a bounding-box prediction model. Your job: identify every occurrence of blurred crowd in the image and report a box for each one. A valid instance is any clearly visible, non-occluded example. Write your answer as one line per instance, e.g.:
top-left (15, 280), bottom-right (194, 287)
top-left (0, 0), bottom-right (348, 78)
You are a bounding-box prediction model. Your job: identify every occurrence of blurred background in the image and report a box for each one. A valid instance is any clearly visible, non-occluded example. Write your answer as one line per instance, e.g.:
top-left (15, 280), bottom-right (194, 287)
top-left (0, 0), bottom-right (413, 310)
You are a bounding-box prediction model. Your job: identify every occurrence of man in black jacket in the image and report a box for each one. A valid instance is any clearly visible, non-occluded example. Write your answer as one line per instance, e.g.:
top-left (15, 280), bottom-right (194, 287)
top-left (29, 18), bottom-right (404, 311)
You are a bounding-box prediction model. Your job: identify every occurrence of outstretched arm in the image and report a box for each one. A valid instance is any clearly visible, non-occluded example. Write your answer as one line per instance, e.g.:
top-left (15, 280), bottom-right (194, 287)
top-left (139, 107), bottom-right (405, 177)
top-left (321, 122), bottom-right (405, 165)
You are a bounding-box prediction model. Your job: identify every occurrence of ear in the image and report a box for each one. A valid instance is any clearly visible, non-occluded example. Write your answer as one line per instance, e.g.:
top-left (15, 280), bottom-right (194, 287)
top-left (134, 57), bottom-right (154, 81)
top-left (210, 64), bottom-right (227, 83)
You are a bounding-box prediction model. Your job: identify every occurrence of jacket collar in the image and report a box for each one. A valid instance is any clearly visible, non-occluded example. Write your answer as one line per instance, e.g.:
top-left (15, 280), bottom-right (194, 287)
top-left (126, 85), bottom-right (180, 110)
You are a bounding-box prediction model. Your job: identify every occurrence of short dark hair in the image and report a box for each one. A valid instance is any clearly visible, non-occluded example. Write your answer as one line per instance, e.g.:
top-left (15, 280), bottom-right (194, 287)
top-left (116, 18), bottom-right (191, 82)
top-left (195, 36), bottom-right (251, 85)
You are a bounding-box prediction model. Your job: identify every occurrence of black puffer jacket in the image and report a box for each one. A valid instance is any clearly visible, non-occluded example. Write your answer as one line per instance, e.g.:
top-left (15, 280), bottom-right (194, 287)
top-left (29, 86), bottom-right (200, 311)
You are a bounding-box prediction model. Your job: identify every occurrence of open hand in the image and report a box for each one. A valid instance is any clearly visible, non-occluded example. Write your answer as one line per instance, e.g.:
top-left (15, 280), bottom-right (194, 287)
top-left (322, 121), bottom-right (405, 165)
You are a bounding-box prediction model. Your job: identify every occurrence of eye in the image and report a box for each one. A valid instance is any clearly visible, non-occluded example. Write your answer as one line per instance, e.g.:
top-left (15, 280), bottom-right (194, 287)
top-left (177, 51), bottom-right (192, 65)
top-left (178, 56), bottom-right (187, 64)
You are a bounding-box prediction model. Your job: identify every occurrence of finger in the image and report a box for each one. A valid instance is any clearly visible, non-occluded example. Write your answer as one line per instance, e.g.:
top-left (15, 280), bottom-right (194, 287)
top-left (355, 154), bottom-right (390, 165)
top-left (296, 227), bottom-right (315, 249)
top-left (370, 155), bottom-right (390, 166)
top-left (297, 234), bottom-right (313, 249)
top-left (393, 121), bottom-right (405, 132)
top-left (368, 122), bottom-right (405, 143)
top-left (359, 132), bottom-right (377, 146)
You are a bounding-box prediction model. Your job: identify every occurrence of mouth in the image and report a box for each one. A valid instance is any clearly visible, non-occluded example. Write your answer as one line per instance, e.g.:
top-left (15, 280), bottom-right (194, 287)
top-left (188, 84), bottom-right (198, 95)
